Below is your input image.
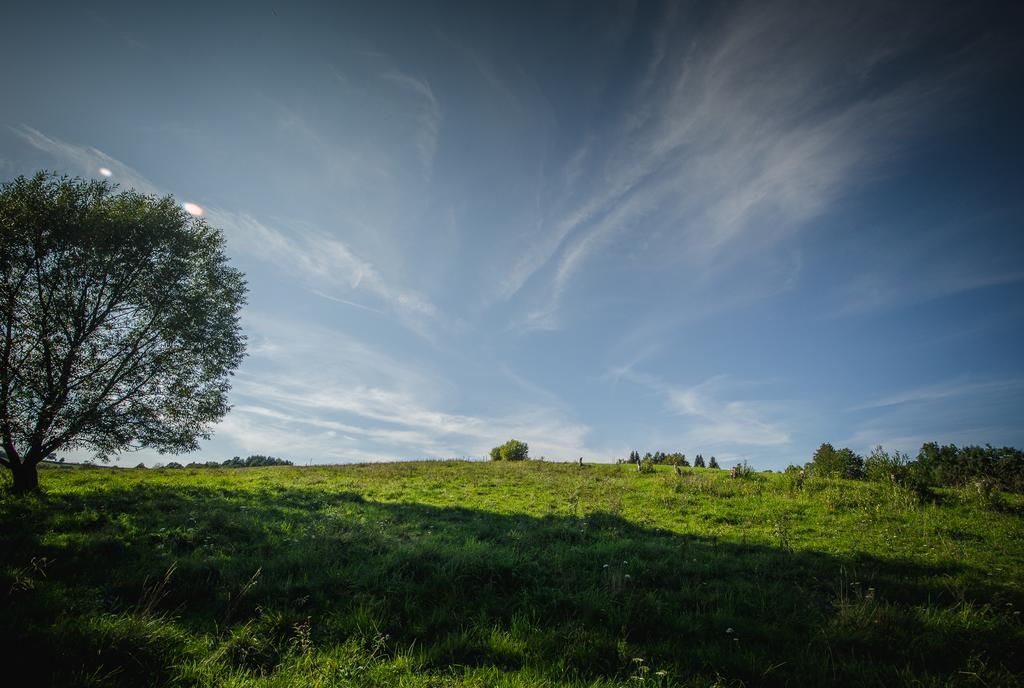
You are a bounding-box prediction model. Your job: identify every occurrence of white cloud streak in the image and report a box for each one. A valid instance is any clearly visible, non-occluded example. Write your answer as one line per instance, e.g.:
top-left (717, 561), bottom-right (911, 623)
top-left (12, 124), bottom-right (162, 195)
top-left (501, 2), bottom-right (969, 328)
top-left (617, 370), bottom-right (791, 449)
top-left (224, 378), bottom-right (594, 461)
top-left (382, 71), bottom-right (442, 179)
top-left (833, 263), bottom-right (1024, 317)
top-left (11, 125), bottom-right (437, 328)
top-left (208, 209), bottom-right (437, 320)
top-left (215, 314), bottom-right (599, 463)
top-left (850, 378), bottom-right (1024, 412)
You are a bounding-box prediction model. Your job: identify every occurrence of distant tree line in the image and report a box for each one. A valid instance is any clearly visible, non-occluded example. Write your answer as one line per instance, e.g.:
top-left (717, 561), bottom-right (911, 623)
top-left (619, 451), bottom-right (720, 470)
top-left (138, 454), bottom-right (294, 469)
top-left (794, 442), bottom-right (1024, 493)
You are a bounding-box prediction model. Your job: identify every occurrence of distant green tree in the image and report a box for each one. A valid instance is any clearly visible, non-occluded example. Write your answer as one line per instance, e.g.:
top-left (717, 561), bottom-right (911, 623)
top-left (490, 439), bottom-right (529, 461)
top-left (810, 443), bottom-right (838, 476)
top-left (664, 452), bottom-right (688, 467)
top-left (693, 455), bottom-right (705, 468)
top-left (811, 443), bottom-right (864, 479)
top-left (708, 456), bottom-right (720, 469)
top-left (836, 447), bottom-right (865, 479)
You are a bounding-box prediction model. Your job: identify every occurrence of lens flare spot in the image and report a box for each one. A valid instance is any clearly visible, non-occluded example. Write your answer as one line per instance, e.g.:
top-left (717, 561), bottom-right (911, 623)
top-left (182, 202), bottom-right (204, 217)
top-left (98, 167), bottom-right (112, 177)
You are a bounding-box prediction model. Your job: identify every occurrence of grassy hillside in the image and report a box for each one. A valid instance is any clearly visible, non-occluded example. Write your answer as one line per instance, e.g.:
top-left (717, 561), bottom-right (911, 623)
top-left (2, 461), bottom-right (1023, 687)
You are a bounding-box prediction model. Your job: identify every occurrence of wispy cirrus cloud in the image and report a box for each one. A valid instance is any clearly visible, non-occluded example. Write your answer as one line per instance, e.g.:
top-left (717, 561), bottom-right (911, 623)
top-left (225, 377), bottom-right (594, 461)
top-left (12, 125), bottom-right (437, 330)
top-left (382, 71), bottom-right (442, 179)
top-left (501, 2), bottom-right (975, 329)
top-left (838, 377), bottom-right (1024, 458)
top-left (849, 378), bottom-right (1024, 412)
top-left (828, 208), bottom-right (1024, 316)
top-left (11, 124), bottom-right (162, 195)
top-left (835, 270), bottom-right (1024, 317)
top-left (218, 313), bottom-right (599, 462)
top-left (208, 210), bottom-right (437, 321)
top-left (613, 369), bottom-right (791, 449)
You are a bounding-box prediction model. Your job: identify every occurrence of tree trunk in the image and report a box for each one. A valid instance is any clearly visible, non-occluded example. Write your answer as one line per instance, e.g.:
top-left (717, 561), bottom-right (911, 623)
top-left (11, 462), bottom-right (39, 494)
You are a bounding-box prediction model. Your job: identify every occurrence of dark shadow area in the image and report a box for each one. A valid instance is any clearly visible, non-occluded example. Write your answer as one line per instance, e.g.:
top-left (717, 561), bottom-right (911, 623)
top-left (2, 482), bottom-right (1022, 687)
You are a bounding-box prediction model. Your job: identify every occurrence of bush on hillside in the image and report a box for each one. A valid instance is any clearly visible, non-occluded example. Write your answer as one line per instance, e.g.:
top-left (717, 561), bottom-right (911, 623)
top-left (731, 461), bottom-right (755, 479)
top-left (864, 446), bottom-right (911, 483)
top-left (490, 439), bottom-right (529, 461)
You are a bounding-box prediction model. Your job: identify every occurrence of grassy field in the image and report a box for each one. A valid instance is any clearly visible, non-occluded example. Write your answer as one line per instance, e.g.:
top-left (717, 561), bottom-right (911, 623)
top-left (2, 461), bottom-right (1023, 687)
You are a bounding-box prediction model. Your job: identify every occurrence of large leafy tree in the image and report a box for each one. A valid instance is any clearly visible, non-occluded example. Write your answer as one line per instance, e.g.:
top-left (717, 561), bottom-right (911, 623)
top-left (0, 173), bottom-right (246, 492)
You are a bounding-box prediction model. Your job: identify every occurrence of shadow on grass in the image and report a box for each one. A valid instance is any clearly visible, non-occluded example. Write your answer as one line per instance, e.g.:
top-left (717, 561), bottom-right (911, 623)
top-left (2, 481), bottom-right (1022, 687)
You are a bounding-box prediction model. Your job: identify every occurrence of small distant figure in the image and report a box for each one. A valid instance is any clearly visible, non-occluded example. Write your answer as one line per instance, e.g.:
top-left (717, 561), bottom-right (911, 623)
top-left (636, 459), bottom-right (642, 472)
top-left (674, 465), bottom-right (682, 477)
top-left (578, 456), bottom-right (584, 467)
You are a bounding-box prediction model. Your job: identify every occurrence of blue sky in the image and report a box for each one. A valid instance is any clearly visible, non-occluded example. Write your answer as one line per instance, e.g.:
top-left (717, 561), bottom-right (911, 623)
top-left (2, 1), bottom-right (1023, 467)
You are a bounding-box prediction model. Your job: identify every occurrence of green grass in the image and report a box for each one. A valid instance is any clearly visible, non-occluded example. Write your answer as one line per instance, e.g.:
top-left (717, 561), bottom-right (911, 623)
top-left (2, 461), bottom-right (1023, 687)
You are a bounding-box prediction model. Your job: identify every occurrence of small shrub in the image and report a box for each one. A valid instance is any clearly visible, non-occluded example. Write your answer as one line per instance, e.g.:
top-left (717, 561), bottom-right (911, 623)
top-left (959, 477), bottom-right (1004, 511)
top-left (881, 467), bottom-right (931, 508)
top-left (783, 466), bottom-right (806, 494)
top-left (864, 446), bottom-right (910, 483)
top-left (772, 511), bottom-right (793, 551)
top-left (730, 461), bottom-right (754, 479)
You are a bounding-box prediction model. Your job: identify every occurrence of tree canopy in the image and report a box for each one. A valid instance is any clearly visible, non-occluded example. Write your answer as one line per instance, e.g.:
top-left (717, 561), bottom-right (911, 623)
top-left (809, 442), bottom-right (864, 479)
top-left (0, 172), bottom-right (246, 492)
